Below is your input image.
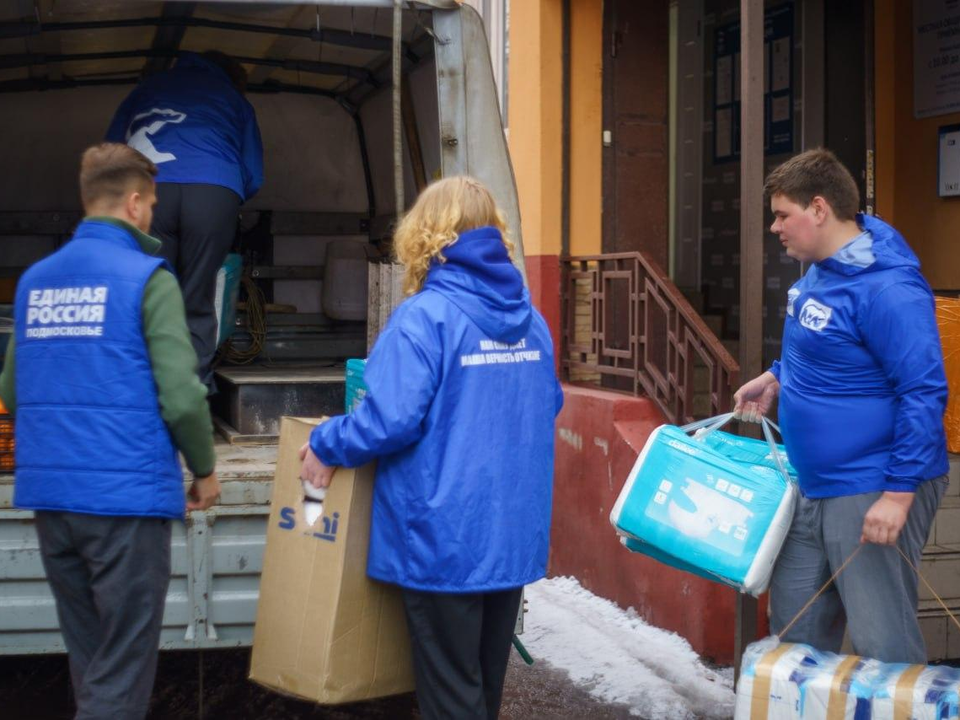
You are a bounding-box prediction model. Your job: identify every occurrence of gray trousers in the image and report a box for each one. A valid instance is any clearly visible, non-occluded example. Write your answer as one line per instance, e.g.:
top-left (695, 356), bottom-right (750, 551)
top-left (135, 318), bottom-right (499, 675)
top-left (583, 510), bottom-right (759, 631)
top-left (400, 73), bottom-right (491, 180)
top-left (35, 512), bottom-right (172, 720)
top-left (770, 476), bottom-right (947, 664)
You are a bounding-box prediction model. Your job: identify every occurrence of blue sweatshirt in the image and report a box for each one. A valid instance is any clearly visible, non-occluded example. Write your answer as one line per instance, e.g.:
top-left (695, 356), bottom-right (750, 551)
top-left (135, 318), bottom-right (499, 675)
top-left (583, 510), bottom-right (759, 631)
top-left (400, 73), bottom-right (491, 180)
top-left (106, 53), bottom-right (263, 201)
top-left (310, 227), bottom-right (563, 592)
top-left (770, 214), bottom-right (948, 498)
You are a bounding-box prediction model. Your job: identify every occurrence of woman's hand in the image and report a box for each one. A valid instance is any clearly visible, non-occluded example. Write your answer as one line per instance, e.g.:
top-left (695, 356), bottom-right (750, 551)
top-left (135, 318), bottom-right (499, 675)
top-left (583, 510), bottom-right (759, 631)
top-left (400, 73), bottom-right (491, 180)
top-left (300, 442), bottom-right (336, 489)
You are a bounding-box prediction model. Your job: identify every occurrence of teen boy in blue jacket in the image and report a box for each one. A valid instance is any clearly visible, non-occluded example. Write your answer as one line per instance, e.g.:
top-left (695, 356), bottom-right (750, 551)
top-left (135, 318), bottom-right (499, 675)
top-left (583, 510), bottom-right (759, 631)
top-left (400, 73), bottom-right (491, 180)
top-left (106, 51), bottom-right (264, 392)
top-left (0, 144), bottom-right (220, 719)
top-left (735, 148), bottom-right (948, 663)
top-left (300, 177), bottom-right (563, 720)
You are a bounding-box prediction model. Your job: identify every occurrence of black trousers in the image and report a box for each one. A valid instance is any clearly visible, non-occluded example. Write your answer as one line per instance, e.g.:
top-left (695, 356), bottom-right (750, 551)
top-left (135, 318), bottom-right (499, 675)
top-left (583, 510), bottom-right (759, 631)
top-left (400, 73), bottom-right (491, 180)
top-left (151, 182), bottom-right (241, 391)
top-left (402, 587), bottom-right (522, 720)
top-left (35, 512), bottom-right (172, 720)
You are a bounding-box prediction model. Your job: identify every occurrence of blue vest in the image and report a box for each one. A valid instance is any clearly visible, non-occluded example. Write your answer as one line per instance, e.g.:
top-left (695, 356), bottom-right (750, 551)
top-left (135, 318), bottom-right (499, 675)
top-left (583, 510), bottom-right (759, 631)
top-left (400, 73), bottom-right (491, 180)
top-left (13, 220), bottom-right (185, 518)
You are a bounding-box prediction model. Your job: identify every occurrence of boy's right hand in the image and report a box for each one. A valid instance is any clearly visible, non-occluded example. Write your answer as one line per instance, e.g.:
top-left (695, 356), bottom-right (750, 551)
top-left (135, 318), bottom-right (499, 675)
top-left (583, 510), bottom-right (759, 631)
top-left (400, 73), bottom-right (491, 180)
top-left (187, 472), bottom-right (221, 511)
top-left (733, 371), bottom-right (780, 423)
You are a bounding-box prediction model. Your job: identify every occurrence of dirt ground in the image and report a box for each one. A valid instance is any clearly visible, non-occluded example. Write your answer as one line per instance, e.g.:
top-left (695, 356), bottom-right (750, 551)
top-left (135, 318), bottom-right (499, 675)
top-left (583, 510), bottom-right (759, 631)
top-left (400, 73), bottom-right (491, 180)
top-left (0, 647), bottom-right (636, 720)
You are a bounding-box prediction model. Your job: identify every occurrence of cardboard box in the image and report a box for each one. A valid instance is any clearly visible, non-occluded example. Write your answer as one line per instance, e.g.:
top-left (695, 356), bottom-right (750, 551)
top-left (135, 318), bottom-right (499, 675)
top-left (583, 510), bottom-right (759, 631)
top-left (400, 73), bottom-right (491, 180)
top-left (249, 417), bottom-right (415, 703)
top-left (937, 296), bottom-right (960, 453)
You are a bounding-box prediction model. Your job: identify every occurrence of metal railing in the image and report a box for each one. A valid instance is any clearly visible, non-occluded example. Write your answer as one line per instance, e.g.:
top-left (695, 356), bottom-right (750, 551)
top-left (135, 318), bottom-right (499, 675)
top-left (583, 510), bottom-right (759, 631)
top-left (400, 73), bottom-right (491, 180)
top-left (560, 252), bottom-right (739, 425)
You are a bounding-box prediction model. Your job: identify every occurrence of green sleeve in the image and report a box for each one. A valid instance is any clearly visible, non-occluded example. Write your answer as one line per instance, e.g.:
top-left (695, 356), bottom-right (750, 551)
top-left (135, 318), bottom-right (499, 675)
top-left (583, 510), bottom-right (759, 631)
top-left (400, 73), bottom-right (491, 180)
top-left (142, 269), bottom-right (216, 477)
top-left (0, 334), bottom-right (15, 415)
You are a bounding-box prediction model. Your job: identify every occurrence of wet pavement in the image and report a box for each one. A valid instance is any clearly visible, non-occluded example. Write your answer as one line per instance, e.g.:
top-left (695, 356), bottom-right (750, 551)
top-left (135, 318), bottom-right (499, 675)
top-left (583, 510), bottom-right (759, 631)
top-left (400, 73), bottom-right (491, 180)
top-left (0, 648), bottom-right (639, 720)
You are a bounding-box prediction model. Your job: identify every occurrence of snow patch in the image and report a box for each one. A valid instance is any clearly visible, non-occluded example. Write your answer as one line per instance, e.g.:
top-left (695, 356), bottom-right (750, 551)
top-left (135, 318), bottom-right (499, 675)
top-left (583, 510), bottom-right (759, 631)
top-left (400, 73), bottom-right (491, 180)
top-left (523, 576), bottom-right (736, 719)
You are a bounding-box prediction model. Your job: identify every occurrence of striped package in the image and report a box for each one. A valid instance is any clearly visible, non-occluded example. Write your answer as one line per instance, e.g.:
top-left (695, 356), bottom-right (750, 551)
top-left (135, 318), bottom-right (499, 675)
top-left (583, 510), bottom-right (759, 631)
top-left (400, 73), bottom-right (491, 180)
top-left (736, 636), bottom-right (960, 719)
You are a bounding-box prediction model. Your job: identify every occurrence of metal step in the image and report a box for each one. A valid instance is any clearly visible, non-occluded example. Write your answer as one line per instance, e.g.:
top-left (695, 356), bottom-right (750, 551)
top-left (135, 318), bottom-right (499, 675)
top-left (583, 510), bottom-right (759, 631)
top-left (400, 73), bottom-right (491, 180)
top-left (918, 546), bottom-right (960, 607)
top-left (211, 364), bottom-right (346, 441)
top-left (918, 605), bottom-right (960, 661)
top-left (228, 327), bottom-right (366, 362)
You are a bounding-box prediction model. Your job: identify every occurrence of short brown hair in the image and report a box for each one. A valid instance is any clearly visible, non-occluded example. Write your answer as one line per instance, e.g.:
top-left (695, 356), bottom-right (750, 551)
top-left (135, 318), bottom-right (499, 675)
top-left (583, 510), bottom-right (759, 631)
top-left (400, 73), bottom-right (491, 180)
top-left (764, 148), bottom-right (860, 221)
top-left (79, 143), bottom-right (157, 211)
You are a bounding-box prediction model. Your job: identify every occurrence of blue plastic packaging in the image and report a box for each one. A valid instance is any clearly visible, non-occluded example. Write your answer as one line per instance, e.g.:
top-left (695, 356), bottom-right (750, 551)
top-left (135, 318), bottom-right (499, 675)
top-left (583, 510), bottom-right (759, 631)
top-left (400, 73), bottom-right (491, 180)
top-left (345, 358), bottom-right (367, 414)
top-left (214, 253), bottom-right (242, 347)
top-left (611, 415), bottom-right (797, 596)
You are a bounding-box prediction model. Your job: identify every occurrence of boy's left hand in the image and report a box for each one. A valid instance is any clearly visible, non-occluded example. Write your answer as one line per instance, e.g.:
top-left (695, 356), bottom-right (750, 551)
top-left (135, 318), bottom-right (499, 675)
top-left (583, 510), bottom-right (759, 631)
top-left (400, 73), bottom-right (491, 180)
top-left (299, 442), bottom-right (336, 489)
top-left (861, 491), bottom-right (915, 545)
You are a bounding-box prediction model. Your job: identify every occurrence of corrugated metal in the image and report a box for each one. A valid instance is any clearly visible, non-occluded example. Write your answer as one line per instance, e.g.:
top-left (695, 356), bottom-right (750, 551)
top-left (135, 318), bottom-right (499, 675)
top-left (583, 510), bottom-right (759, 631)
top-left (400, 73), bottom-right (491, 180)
top-left (433, 5), bottom-right (525, 277)
top-left (0, 470), bottom-right (274, 654)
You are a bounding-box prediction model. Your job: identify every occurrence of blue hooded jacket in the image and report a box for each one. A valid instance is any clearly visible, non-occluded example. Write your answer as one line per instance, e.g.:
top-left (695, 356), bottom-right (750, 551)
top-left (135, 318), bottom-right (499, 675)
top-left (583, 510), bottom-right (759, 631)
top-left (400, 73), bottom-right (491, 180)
top-left (310, 227), bottom-right (564, 592)
top-left (106, 53), bottom-right (263, 201)
top-left (770, 214), bottom-right (948, 498)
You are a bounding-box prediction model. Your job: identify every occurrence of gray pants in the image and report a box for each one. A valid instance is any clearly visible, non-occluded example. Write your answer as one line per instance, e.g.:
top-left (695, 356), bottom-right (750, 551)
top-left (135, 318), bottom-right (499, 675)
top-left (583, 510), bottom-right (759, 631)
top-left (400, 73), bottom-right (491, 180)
top-left (35, 512), bottom-right (172, 720)
top-left (770, 477), bottom-right (947, 664)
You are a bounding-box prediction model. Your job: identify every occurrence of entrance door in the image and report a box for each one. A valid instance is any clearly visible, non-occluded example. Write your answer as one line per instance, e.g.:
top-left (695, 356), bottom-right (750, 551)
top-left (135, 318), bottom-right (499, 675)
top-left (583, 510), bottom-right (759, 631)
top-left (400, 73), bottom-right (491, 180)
top-left (601, 0), bottom-right (670, 265)
top-left (824, 0), bottom-right (872, 209)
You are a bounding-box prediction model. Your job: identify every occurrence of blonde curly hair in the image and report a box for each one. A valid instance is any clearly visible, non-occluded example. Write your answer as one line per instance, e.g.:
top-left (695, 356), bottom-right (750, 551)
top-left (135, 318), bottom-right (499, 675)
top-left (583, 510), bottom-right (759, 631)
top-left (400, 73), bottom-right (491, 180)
top-left (393, 176), bottom-right (514, 295)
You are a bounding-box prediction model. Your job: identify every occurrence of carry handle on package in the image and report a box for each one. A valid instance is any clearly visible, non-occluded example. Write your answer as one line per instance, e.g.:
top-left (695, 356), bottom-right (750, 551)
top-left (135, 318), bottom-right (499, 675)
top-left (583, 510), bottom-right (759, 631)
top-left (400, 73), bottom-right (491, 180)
top-left (679, 412), bottom-right (792, 485)
top-left (611, 411), bottom-right (799, 595)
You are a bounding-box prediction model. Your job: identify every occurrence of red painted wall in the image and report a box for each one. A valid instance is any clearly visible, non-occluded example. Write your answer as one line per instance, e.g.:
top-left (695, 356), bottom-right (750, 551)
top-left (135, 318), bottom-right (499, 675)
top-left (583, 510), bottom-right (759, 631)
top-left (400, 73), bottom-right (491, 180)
top-left (550, 385), bottom-right (768, 664)
top-left (525, 254), bottom-right (561, 373)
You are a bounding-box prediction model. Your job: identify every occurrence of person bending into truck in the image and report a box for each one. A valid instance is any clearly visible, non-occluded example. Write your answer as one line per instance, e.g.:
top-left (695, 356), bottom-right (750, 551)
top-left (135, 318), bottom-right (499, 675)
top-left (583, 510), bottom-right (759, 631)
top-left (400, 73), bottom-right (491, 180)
top-left (106, 50), bottom-right (264, 394)
top-left (299, 176), bottom-right (564, 720)
top-left (0, 143), bottom-right (220, 720)
top-left (733, 148), bottom-right (948, 664)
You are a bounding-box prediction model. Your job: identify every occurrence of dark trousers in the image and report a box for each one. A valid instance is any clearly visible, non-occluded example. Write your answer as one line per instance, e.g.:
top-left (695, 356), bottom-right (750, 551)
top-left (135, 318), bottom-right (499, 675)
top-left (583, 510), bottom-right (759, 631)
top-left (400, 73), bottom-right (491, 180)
top-left (35, 512), bottom-right (172, 720)
top-left (152, 182), bottom-right (241, 391)
top-left (402, 587), bottom-right (522, 720)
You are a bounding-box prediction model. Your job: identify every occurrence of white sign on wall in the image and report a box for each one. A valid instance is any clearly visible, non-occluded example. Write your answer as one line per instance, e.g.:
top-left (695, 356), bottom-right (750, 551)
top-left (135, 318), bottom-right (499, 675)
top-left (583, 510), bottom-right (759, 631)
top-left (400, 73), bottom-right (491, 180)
top-left (914, 0), bottom-right (960, 118)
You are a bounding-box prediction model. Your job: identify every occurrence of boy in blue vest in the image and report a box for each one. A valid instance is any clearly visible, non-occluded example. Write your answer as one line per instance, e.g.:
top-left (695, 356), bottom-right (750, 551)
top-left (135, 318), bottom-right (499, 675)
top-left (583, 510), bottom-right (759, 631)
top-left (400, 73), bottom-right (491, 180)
top-left (734, 148), bottom-right (948, 663)
top-left (0, 143), bottom-right (220, 719)
top-left (106, 51), bottom-right (264, 393)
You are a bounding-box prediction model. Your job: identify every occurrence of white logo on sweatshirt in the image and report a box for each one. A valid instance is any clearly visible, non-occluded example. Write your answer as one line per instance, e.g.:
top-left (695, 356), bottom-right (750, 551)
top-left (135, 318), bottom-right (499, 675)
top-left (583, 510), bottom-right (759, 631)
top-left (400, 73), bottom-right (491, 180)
top-left (798, 298), bottom-right (833, 332)
top-left (126, 108), bottom-right (187, 164)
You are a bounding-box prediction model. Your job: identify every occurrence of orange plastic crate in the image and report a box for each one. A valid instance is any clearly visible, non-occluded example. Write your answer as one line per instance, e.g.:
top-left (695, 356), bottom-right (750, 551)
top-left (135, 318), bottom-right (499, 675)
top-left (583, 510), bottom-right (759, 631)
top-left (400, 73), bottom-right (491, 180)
top-left (0, 414), bottom-right (12, 473)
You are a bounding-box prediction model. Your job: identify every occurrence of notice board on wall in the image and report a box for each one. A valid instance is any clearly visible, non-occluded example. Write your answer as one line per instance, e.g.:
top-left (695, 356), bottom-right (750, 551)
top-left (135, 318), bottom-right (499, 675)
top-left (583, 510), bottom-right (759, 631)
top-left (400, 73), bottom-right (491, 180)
top-left (713, 2), bottom-right (794, 163)
top-left (915, 0), bottom-right (960, 119)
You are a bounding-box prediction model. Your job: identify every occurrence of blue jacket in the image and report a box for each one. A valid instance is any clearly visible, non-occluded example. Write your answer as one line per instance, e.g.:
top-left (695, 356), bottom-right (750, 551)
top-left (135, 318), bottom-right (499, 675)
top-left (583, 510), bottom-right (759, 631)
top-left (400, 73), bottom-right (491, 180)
top-left (13, 221), bottom-right (186, 518)
top-left (310, 227), bottom-right (564, 592)
top-left (771, 214), bottom-right (948, 498)
top-left (106, 53), bottom-right (263, 201)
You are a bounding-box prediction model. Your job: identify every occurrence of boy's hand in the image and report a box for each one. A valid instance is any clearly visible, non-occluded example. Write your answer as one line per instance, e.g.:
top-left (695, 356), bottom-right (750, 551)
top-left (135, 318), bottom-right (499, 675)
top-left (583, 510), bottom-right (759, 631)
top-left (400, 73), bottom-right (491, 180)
top-left (187, 472), bottom-right (220, 511)
top-left (861, 491), bottom-right (914, 545)
top-left (733, 371), bottom-right (780, 423)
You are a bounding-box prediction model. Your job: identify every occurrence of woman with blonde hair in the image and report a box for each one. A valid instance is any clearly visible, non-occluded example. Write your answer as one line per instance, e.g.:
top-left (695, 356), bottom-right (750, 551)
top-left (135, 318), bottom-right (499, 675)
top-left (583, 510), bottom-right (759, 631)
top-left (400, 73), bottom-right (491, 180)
top-left (300, 176), bottom-right (563, 719)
